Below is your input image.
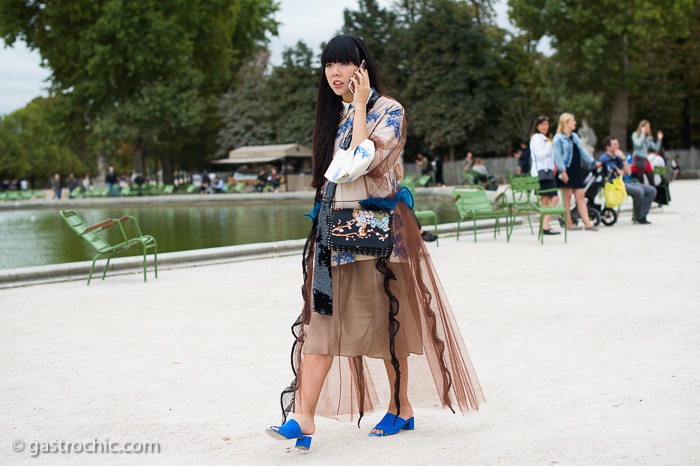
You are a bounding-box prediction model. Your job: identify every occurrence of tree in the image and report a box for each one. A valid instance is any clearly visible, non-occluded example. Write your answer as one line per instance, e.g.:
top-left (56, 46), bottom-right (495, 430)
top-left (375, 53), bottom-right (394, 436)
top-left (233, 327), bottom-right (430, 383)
top-left (403, 0), bottom-right (510, 158)
top-left (0, 120), bottom-right (29, 180)
top-left (0, 0), bottom-right (278, 179)
top-left (265, 42), bottom-right (318, 146)
top-left (509, 0), bottom-right (694, 151)
top-left (0, 98), bottom-right (87, 182)
top-left (631, 1), bottom-right (700, 148)
top-left (216, 54), bottom-right (276, 155)
top-left (497, 34), bottom-right (555, 143)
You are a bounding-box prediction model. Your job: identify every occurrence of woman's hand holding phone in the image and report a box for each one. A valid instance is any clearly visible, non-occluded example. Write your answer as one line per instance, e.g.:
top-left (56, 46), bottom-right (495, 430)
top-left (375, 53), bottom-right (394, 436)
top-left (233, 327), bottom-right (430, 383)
top-left (351, 74), bottom-right (370, 108)
top-left (348, 60), bottom-right (369, 150)
top-left (348, 60), bottom-right (367, 93)
top-left (349, 60), bottom-right (370, 107)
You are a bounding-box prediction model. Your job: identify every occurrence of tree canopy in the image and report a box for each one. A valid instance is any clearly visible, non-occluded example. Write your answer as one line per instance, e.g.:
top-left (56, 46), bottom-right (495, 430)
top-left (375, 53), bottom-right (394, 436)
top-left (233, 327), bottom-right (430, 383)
top-left (0, 0), bottom-right (278, 180)
top-left (509, 0), bottom-right (695, 150)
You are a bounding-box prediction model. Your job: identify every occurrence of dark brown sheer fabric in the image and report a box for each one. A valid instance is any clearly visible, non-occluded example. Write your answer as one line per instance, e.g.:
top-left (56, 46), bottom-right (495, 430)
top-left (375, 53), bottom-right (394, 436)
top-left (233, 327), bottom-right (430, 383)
top-left (281, 203), bottom-right (485, 423)
top-left (279, 96), bottom-right (484, 423)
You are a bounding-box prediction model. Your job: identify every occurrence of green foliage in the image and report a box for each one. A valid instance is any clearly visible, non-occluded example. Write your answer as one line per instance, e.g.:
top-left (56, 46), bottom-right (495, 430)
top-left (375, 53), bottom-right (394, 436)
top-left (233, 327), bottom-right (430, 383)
top-left (0, 98), bottom-right (87, 179)
top-left (403, 0), bottom-right (510, 155)
top-left (265, 42), bottom-right (318, 146)
top-left (631, 1), bottom-right (700, 147)
top-left (0, 120), bottom-right (29, 179)
top-left (216, 54), bottom-right (276, 155)
top-left (509, 0), bottom-right (695, 145)
top-left (0, 0), bottom-right (278, 177)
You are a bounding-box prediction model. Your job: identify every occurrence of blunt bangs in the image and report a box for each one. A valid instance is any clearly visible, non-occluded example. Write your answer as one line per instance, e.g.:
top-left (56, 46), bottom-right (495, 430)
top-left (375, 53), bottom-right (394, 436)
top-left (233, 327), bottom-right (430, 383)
top-left (321, 35), bottom-right (362, 67)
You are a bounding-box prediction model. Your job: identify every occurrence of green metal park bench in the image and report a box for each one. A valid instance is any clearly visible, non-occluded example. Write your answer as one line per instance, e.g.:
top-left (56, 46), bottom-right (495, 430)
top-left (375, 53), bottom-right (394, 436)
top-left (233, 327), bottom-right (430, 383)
top-left (59, 210), bottom-right (158, 285)
top-left (452, 186), bottom-right (511, 243)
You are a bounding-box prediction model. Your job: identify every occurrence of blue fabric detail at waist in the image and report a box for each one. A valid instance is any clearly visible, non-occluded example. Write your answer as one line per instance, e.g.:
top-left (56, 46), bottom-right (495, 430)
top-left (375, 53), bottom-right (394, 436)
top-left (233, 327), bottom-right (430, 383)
top-left (359, 186), bottom-right (414, 211)
top-left (304, 201), bottom-right (321, 220)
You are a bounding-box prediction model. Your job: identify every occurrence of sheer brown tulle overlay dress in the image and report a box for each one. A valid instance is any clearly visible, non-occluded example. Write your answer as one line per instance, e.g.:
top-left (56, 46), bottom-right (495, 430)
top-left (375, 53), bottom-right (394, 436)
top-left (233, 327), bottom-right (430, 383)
top-left (280, 95), bottom-right (485, 422)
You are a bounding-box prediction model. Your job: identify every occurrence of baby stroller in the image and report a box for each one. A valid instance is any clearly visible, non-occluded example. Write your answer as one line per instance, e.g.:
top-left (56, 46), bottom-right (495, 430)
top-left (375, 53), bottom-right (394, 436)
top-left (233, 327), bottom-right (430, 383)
top-left (558, 166), bottom-right (617, 228)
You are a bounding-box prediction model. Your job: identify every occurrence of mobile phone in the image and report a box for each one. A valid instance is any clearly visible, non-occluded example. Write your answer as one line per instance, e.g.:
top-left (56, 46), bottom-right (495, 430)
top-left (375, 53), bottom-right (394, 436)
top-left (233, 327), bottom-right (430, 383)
top-left (348, 60), bottom-right (367, 94)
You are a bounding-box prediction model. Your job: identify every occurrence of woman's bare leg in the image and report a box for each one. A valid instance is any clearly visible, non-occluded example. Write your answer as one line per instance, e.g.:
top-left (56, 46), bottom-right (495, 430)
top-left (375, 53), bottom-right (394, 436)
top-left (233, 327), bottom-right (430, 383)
top-left (279, 353), bottom-right (333, 435)
top-left (574, 189), bottom-right (593, 227)
top-left (370, 358), bottom-right (413, 434)
top-left (540, 195), bottom-right (558, 230)
top-left (562, 188), bottom-right (574, 227)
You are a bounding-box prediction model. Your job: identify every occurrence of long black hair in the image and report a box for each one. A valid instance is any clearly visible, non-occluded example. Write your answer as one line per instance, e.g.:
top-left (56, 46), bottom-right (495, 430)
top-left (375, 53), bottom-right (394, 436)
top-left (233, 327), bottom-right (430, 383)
top-left (311, 35), bottom-right (383, 190)
top-left (529, 115), bottom-right (551, 139)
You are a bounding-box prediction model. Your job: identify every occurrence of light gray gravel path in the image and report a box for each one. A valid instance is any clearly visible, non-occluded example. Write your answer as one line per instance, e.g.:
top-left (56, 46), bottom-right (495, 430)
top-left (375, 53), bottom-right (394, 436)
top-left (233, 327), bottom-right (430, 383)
top-left (1, 181), bottom-right (698, 466)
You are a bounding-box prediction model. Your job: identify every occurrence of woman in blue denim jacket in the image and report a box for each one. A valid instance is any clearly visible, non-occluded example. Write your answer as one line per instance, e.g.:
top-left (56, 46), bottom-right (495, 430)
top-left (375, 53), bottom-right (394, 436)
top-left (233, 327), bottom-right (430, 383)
top-left (553, 113), bottom-right (601, 231)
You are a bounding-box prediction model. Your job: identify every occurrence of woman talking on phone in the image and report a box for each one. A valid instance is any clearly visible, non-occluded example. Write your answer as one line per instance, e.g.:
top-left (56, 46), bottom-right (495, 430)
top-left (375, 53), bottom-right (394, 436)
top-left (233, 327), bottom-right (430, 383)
top-left (265, 35), bottom-right (484, 450)
top-left (529, 115), bottom-right (562, 235)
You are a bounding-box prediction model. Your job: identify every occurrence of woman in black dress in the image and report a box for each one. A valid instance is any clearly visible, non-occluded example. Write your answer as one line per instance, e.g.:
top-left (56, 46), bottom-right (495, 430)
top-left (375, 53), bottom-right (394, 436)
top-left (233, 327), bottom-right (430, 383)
top-left (552, 113), bottom-right (601, 231)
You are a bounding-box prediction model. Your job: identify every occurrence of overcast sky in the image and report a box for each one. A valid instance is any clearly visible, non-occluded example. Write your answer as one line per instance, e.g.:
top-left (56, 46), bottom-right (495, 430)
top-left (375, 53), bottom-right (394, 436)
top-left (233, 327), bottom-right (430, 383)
top-left (0, 0), bottom-right (518, 116)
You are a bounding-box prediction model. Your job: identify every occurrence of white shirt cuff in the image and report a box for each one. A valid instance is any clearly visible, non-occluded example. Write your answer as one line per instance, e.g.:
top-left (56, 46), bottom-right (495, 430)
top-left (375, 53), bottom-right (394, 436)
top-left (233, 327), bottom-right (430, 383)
top-left (324, 139), bottom-right (376, 183)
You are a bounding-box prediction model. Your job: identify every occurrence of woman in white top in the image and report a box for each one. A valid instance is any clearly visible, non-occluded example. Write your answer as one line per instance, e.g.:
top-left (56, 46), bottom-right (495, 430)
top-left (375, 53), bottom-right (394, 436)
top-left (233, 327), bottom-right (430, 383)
top-left (529, 116), bottom-right (564, 234)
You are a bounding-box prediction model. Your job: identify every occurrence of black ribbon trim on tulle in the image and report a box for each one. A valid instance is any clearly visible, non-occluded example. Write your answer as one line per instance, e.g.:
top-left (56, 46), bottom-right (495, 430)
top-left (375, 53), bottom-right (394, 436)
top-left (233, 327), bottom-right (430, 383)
top-left (376, 257), bottom-right (401, 426)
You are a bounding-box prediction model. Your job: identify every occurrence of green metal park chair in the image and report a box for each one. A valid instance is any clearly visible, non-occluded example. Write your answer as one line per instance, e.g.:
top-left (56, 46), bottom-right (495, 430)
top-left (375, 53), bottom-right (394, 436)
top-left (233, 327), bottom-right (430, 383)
top-left (452, 186), bottom-right (511, 243)
top-left (416, 174), bottom-right (432, 187)
top-left (653, 166), bottom-right (671, 204)
top-left (399, 180), bottom-right (439, 246)
top-left (59, 210), bottom-right (158, 285)
top-left (505, 176), bottom-right (568, 245)
top-left (502, 174), bottom-right (539, 235)
top-left (162, 184), bottom-right (175, 195)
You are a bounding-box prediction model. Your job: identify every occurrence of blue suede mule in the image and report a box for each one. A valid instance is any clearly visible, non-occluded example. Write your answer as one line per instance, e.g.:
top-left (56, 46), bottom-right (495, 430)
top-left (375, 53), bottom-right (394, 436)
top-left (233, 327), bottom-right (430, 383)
top-left (265, 419), bottom-right (312, 450)
top-left (368, 413), bottom-right (415, 437)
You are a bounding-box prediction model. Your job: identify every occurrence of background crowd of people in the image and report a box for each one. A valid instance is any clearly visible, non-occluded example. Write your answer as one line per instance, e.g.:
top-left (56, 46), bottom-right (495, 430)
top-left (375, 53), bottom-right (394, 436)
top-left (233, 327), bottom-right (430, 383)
top-left (523, 113), bottom-right (672, 232)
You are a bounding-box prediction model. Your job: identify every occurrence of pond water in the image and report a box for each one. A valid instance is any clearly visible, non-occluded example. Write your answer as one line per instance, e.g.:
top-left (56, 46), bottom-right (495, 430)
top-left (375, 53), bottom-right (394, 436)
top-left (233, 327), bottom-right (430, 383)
top-left (0, 200), bottom-right (460, 270)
